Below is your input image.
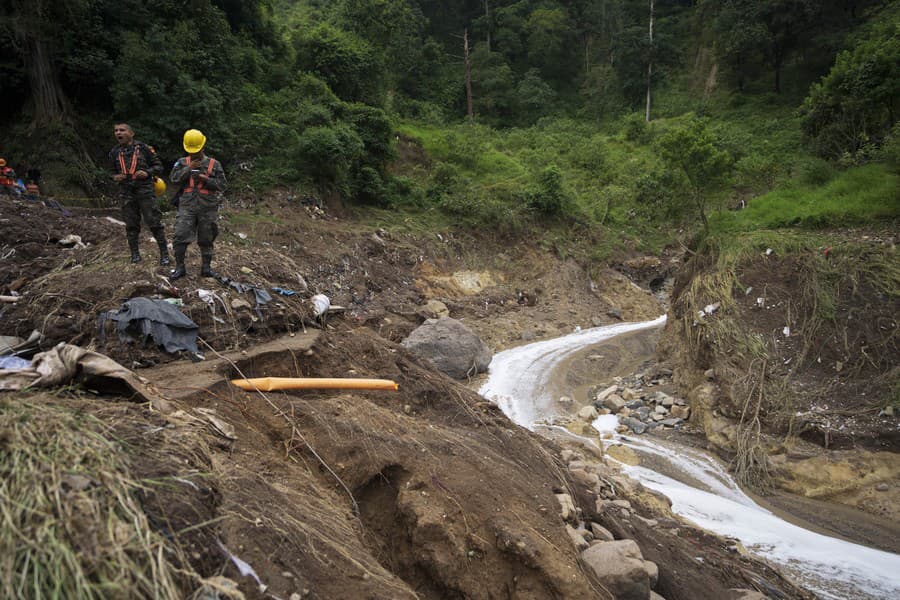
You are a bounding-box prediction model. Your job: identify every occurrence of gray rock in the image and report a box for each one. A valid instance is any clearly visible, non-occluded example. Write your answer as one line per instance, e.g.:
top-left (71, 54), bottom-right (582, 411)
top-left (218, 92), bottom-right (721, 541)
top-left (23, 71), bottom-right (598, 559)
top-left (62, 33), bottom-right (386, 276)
top-left (654, 405), bottom-right (668, 415)
top-left (402, 318), bottom-right (492, 379)
top-left (560, 449), bottom-right (576, 463)
top-left (635, 407), bottom-right (651, 420)
top-left (643, 560), bottom-right (659, 588)
top-left (660, 395), bottom-right (674, 408)
top-left (578, 405), bottom-right (599, 421)
top-left (581, 540), bottom-right (651, 600)
top-left (607, 308), bottom-right (624, 320)
top-left (521, 328), bottom-right (537, 341)
top-left (622, 388), bottom-right (639, 401)
top-left (650, 592), bottom-right (667, 600)
top-left (590, 522), bottom-right (615, 542)
top-left (660, 418), bottom-right (683, 427)
top-left (555, 493), bottom-right (576, 522)
top-left (417, 299), bottom-right (449, 319)
top-left (570, 468), bottom-right (600, 487)
top-left (670, 405), bottom-right (691, 420)
top-left (876, 482), bottom-right (890, 492)
top-left (595, 385), bottom-right (619, 403)
top-left (558, 395), bottom-right (574, 405)
top-left (603, 394), bottom-right (627, 413)
top-left (626, 399), bottom-right (645, 410)
top-left (622, 417), bottom-right (647, 434)
top-left (705, 368), bottom-right (716, 380)
top-left (566, 524), bottom-right (589, 551)
top-left (651, 413), bottom-right (665, 422)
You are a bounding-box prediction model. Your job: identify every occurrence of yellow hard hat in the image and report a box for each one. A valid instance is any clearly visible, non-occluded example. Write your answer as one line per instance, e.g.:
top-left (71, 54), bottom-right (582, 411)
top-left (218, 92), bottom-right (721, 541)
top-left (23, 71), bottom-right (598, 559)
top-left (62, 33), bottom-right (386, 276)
top-left (154, 177), bottom-right (167, 196)
top-left (0, 158), bottom-right (6, 166)
top-left (183, 129), bottom-right (206, 153)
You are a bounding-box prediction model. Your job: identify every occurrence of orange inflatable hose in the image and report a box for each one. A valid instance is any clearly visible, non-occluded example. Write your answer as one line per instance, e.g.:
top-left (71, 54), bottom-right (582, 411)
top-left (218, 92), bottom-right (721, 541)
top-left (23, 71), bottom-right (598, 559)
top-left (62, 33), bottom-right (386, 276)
top-left (231, 377), bottom-right (399, 392)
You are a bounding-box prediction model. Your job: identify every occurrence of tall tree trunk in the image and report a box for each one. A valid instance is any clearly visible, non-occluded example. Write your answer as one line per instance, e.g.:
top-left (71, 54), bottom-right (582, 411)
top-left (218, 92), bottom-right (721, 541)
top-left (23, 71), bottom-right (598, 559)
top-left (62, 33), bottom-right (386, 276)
top-left (645, 0), bottom-right (654, 122)
top-left (8, 0), bottom-right (69, 127)
top-left (22, 34), bottom-right (68, 126)
top-left (464, 29), bottom-right (474, 124)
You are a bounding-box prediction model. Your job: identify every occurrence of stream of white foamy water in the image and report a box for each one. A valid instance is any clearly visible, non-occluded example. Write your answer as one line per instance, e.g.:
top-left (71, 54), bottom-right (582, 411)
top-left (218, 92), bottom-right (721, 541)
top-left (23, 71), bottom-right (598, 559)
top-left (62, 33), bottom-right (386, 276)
top-left (478, 317), bottom-right (900, 600)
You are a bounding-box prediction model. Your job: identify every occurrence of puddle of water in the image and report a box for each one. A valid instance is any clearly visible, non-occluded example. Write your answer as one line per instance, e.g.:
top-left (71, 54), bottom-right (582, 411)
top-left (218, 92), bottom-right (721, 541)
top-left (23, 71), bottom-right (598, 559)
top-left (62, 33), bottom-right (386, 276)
top-left (479, 318), bottom-right (900, 600)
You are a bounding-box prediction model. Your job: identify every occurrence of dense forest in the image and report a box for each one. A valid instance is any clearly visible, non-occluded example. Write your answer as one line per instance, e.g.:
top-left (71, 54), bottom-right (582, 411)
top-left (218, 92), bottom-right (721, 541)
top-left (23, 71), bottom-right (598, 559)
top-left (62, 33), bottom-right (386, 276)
top-left (0, 0), bottom-right (897, 234)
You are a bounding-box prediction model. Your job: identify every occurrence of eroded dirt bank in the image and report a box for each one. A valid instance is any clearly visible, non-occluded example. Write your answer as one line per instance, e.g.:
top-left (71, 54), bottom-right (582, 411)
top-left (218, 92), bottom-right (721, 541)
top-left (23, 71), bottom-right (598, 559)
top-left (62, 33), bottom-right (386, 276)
top-left (657, 230), bottom-right (899, 529)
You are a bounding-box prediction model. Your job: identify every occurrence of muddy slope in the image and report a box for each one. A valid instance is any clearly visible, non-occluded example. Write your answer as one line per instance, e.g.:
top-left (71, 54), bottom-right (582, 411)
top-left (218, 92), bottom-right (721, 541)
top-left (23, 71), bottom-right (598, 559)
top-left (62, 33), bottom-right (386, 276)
top-left (659, 230), bottom-right (899, 521)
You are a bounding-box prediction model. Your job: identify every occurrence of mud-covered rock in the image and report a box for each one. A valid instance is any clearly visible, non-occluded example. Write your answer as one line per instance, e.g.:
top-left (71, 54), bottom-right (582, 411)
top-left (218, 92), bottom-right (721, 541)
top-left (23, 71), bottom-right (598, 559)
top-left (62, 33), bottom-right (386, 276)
top-left (581, 540), bottom-right (652, 600)
top-left (402, 318), bottom-right (492, 379)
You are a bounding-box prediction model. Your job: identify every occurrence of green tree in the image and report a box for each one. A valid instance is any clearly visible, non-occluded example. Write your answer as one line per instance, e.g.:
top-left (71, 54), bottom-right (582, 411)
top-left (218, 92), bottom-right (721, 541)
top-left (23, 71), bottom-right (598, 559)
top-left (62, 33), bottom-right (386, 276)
top-left (293, 23), bottom-right (385, 104)
top-left (801, 17), bottom-right (899, 159)
top-left (657, 119), bottom-right (732, 231)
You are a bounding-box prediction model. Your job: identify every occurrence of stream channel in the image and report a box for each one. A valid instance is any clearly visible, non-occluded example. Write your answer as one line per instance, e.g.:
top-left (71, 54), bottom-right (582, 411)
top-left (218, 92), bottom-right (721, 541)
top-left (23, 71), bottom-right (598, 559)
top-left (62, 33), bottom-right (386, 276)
top-left (478, 317), bottom-right (900, 600)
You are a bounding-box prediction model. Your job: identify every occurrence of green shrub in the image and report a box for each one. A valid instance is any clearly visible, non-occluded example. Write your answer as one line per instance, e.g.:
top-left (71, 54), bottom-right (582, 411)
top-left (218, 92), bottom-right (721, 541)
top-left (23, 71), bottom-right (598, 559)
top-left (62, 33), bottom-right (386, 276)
top-left (795, 157), bottom-right (835, 186)
top-left (622, 112), bottom-right (651, 144)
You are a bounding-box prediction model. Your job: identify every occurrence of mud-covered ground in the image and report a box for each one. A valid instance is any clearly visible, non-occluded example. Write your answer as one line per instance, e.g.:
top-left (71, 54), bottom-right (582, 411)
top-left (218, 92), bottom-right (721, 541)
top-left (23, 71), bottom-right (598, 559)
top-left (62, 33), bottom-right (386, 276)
top-left (1, 193), bottom-right (814, 599)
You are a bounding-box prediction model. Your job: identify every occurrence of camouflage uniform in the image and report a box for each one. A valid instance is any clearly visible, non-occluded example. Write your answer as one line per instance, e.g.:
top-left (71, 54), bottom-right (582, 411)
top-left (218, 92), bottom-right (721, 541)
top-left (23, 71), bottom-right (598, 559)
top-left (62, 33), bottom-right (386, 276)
top-left (169, 155), bottom-right (227, 275)
top-left (108, 141), bottom-right (166, 261)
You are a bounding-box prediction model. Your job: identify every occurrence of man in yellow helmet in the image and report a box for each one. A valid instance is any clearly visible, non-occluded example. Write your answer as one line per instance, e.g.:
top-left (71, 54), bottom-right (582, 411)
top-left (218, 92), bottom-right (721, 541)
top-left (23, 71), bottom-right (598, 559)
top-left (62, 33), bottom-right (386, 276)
top-left (169, 129), bottom-right (227, 279)
top-left (108, 123), bottom-right (169, 264)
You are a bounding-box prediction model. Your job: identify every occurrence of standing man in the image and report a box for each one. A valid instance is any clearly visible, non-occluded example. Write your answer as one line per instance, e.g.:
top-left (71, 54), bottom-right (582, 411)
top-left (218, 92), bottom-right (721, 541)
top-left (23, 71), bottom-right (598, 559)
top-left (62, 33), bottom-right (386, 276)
top-left (108, 123), bottom-right (170, 264)
top-left (0, 158), bottom-right (16, 196)
top-left (169, 129), bottom-right (227, 279)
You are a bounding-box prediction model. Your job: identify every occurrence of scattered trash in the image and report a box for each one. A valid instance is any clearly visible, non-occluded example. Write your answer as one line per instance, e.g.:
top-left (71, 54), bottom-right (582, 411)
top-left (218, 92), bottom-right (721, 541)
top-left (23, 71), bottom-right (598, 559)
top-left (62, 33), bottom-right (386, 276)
top-left (58, 234), bottom-right (86, 249)
top-left (163, 298), bottom-right (184, 306)
top-left (105, 216), bottom-right (126, 226)
top-left (296, 274), bottom-right (309, 292)
top-left (765, 248), bottom-right (774, 256)
top-left (311, 293), bottom-right (330, 317)
top-left (217, 541), bottom-right (264, 588)
top-left (272, 286), bottom-right (297, 296)
top-left (156, 282), bottom-right (180, 297)
top-left (756, 297), bottom-right (765, 308)
top-left (782, 326), bottom-right (790, 337)
top-left (103, 297), bottom-right (199, 354)
top-left (197, 289), bottom-right (228, 314)
top-left (703, 302), bottom-right (721, 315)
top-left (231, 298), bottom-right (252, 310)
top-left (0, 342), bottom-right (169, 411)
top-left (195, 407), bottom-right (237, 440)
top-left (0, 330), bottom-right (43, 358)
top-left (573, 325), bottom-right (582, 333)
top-left (237, 232), bottom-right (248, 240)
top-left (0, 356), bottom-right (31, 370)
top-left (745, 286), bottom-right (753, 295)
top-left (240, 266), bottom-right (254, 274)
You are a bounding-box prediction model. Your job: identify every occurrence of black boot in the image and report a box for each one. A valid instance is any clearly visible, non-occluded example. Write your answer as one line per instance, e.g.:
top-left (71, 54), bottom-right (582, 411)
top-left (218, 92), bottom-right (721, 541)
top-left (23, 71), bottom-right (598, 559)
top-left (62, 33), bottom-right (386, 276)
top-left (170, 245), bottom-right (187, 279)
top-left (156, 239), bottom-right (172, 267)
top-left (128, 238), bottom-right (141, 263)
top-left (200, 252), bottom-right (218, 278)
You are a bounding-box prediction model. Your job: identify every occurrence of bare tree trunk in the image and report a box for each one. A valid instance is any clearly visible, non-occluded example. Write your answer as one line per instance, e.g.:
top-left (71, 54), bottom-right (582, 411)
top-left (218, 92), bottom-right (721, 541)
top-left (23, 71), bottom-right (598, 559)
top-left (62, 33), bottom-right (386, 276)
top-left (645, 0), bottom-right (654, 123)
top-left (464, 29), bottom-right (474, 124)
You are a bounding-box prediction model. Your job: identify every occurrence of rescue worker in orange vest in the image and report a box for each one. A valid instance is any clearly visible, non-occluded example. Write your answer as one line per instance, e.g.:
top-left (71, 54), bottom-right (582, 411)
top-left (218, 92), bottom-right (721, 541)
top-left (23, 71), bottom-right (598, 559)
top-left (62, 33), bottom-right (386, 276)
top-left (168, 129), bottom-right (227, 279)
top-left (108, 123), bottom-right (170, 265)
top-left (0, 159), bottom-right (16, 195)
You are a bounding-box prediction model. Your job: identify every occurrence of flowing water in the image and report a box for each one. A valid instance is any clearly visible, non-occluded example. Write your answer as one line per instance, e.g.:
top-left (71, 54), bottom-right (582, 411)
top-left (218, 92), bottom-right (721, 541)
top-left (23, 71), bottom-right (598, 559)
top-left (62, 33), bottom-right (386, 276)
top-left (479, 318), bottom-right (900, 600)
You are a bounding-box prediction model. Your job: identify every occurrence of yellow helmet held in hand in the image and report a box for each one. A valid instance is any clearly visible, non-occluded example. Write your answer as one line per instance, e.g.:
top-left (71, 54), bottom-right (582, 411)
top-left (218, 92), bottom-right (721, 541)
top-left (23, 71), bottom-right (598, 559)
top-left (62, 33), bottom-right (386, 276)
top-left (0, 158), bottom-right (6, 166)
top-left (154, 176), bottom-right (167, 197)
top-left (183, 129), bottom-right (206, 153)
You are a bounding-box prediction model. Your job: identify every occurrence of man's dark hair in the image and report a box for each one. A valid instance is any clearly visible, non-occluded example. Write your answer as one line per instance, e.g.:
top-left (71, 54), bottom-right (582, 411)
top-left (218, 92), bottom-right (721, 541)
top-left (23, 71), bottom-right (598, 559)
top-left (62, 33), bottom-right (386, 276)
top-left (114, 123), bottom-right (134, 132)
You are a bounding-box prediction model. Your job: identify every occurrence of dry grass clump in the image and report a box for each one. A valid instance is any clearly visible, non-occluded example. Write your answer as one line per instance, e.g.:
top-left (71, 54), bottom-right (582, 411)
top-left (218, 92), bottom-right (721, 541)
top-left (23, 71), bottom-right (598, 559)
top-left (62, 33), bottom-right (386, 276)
top-left (0, 394), bottom-right (197, 599)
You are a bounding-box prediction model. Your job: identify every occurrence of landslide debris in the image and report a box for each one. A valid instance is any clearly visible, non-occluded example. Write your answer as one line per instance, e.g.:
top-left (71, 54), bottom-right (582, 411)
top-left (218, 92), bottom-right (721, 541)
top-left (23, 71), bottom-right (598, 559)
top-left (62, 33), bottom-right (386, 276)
top-left (660, 229), bottom-right (900, 523)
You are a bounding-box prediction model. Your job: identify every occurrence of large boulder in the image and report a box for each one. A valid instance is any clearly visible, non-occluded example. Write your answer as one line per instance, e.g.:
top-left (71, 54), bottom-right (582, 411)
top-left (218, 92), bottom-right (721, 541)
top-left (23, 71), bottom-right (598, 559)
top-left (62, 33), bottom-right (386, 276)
top-left (402, 318), bottom-right (492, 379)
top-left (581, 539), bottom-right (655, 600)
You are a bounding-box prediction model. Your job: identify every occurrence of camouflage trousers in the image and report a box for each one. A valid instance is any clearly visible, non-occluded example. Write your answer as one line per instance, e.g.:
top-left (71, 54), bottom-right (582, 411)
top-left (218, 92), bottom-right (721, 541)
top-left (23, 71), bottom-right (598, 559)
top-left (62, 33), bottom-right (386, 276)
top-left (173, 196), bottom-right (219, 254)
top-left (120, 190), bottom-right (164, 245)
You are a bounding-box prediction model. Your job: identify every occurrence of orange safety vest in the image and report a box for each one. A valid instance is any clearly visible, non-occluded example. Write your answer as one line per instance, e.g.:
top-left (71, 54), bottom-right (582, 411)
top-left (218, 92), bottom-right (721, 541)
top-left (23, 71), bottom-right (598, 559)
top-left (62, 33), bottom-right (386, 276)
top-left (0, 167), bottom-right (14, 187)
top-left (117, 145), bottom-right (140, 177)
top-left (182, 157), bottom-right (217, 196)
